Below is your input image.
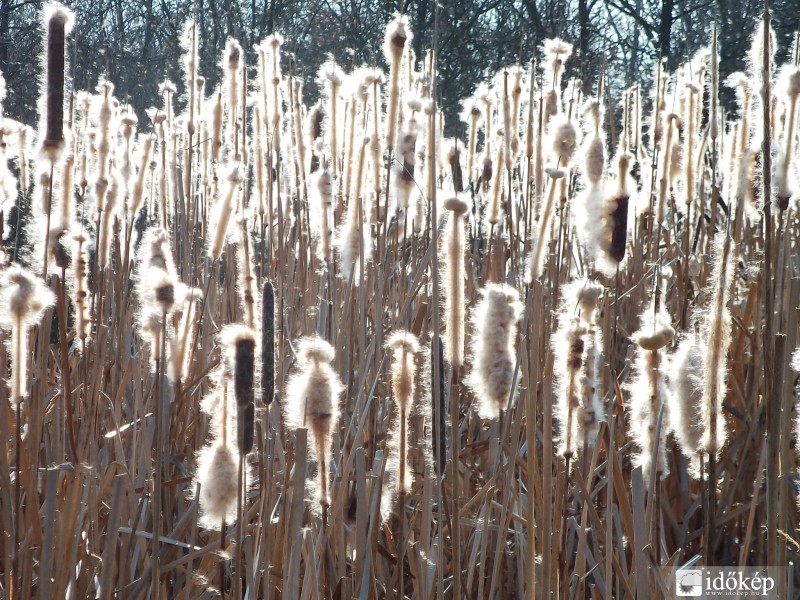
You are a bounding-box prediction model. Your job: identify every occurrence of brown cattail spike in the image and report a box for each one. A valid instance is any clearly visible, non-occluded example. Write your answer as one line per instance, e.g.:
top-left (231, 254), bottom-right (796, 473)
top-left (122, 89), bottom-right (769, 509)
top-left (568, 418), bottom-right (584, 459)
top-left (42, 4), bottom-right (74, 156)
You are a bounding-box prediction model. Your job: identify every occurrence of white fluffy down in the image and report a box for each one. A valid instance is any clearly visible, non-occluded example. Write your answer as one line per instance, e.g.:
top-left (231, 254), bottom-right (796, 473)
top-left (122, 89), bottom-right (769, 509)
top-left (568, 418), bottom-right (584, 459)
top-left (468, 283), bottom-right (523, 419)
top-left (196, 441), bottom-right (243, 529)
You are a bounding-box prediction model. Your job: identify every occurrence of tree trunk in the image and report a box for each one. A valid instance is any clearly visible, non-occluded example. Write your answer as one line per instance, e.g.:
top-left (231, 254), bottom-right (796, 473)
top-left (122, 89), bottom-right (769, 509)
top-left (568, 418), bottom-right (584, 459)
top-left (659, 0), bottom-right (674, 68)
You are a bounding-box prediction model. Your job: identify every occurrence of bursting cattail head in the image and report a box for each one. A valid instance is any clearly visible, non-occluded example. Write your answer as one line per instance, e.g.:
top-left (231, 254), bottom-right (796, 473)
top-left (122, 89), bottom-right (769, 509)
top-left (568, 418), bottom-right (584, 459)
top-left (386, 330), bottom-right (420, 410)
top-left (284, 336), bottom-right (343, 507)
top-left (39, 3), bottom-right (75, 162)
top-left (382, 330), bottom-right (420, 514)
top-left (467, 284), bottom-right (523, 419)
top-left (0, 265), bottom-right (55, 330)
top-left (778, 65), bottom-right (800, 100)
top-left (195, 441), bottom-right (242, 529)
top-left (667, 334), bottom-right (706, 478)
top-left (549, 114), bottom-right (579, 166)
top-left (443, 194), bottom-right (470, 366)
top-left (587, 152), bottom-right (633, 275)
top-left (627, 305), bottom-right (675, 483)
top-left (384, 14), bottom-right (411, 64)
top-left (443, 139), bottom-right (465, 192)
top-left (581, 98), bottom-right (606, 185)
top-left (0, 266), bottom-right (55, 404)
top-left (632, 310), bottom-right (675, 351)
top-left (284, 336), bottom-right (343, 439)
top-left (168, 287), bottom-right (201, 383)
top-left (542, 38), bottom-right (572, 92)
top-left (208, 164), bottom-right (244, 259)
top-left (552, 279), bottom-right (605, 457)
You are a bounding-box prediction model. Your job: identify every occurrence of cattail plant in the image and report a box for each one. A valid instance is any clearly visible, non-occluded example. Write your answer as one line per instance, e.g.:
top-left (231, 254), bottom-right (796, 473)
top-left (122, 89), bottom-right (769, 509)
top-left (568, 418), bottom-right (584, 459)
top-left (336, 136), bottom-right (373, 283)
top-left (486, 129), bottom-right (505, 227)
top-left (236, 217), bottom-right (258, 328)
top-left (137, 227), bottom-right (180, 370)
top-left (0, 265), bottom-right (55, 404)
top-left (223, 39), bottom-right (243, 161)
top-left (221, 324), bottom-right (258, 455)
top-left (384, 14), bottom-right (411, 156)
top-left (392, 123), bottom-right (418, 225)
top-left (443, 195), bottom-right (470, 366)
top-left (71, 232), bottom-right (90, 345)
top-left (261, 280), bottom-right (275, 406)
top-left (0, 108), bottom-right (19, 234)
top-left (552, 280), bottom-right (604, 458)
top-left (667, 333), bottom-right (705, 477)
top-left (310, 169), bottom-right (335, 262)
top-left (542, 39), bottom-right (572, 125)
top-left (318, 59), bottom-right (344, 173)
top-left (699, 232), bottom-right (734, 458)
top-left (628, 299), bottom-right (675, 484)
top-left (0, 74), bottom-right (16, 228)
top-left (284, 337), bottom-right (343, 509)
top-left (460, 100), bottom-right (482, 185)
top-left (39, 3), bottom-right (74, 162)
top-left (168, 287), bottom-right (201, 384)
top-left (776, 66), bottom-right (800, 208)
top-left (548, 113), bottom-right (578, 167)
top-left (467, 283), bottom-right (523, 419)
top-left (195, 437), bottom-right (241, 529)
top-left (195, 364), bottom-right (248, 529)
top-left (526, 166), bottom-right (566, 281)
top-left (582, 151), bottom-right (633, 276)
top-left (382, 331), bottom-right (420, 516)
top-left (264, 34), bottom-right (284, 155)
top-left (208, 164), bottom-right (244, 260)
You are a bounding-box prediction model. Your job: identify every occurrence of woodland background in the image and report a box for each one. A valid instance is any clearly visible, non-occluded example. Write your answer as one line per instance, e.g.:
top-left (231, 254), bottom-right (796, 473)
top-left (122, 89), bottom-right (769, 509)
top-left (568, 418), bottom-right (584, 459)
top-left (1, 0), bottom-right (799, 132)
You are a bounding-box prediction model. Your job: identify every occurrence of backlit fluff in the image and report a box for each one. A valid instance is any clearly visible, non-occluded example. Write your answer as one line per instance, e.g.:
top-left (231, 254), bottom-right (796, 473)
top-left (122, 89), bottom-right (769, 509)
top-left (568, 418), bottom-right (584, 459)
top-left (0, 265), bottom-right (56, 403)
top-left (552, 280), bottom-right (605, 458)
top-left (284, 337), bottom-right (344, 507)
top-left (548, 114), bottom-right (578, 166)
top-left (627, 306), bottom-right (675, 484)
top-left (382, 330), bottom-right (420, 514)
top-left (467, 284), bottom-right (523, 419)
top-left (586, 152), bottom-right (633, 276)
top-left (168, 287), bottom-right (201, 384)
top-left (195, 440), bottom-right (242, 529)
top-left (137, 227), bottom-right (180, 370)
top-left (208, 164), bottom-right (244, 259)
top-left (699, 232), bottom-right (734, 456)
top-left (383, 14), bottom-right (411, 154)
top-left (443, 195), bottom-right (470, 367)
top-left (310, 169), bottom-right (335, 262)
top-left (667, 334), bottom-right (706, 478)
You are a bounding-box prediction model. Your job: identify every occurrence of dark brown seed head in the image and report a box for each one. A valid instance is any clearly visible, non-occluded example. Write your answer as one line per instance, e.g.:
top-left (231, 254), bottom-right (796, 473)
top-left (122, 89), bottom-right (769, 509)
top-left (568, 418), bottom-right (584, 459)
top-left (234, 336), bottom-right (256, 407)
top-left (45, 12), bottom-right (67, 147)
top-left (155, 283), bottom-right (175, 308)
top-left (609, 195), bottom-right (629, 263)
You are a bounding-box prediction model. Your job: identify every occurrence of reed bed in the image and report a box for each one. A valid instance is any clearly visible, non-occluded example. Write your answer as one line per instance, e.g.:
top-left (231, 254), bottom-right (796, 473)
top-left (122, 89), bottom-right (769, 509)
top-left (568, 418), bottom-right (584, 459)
top-left (0, 4), bottom-right (799, 599)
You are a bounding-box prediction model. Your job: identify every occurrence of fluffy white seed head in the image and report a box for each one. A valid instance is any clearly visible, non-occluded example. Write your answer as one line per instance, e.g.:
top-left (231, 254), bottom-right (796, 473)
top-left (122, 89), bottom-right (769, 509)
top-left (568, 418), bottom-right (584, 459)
top-left (284, 336), bottom-right (343, 507)
top-left (667, 335), bottom-right (706, 478)
top-left (467, 284), bottom-right (523, 419)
